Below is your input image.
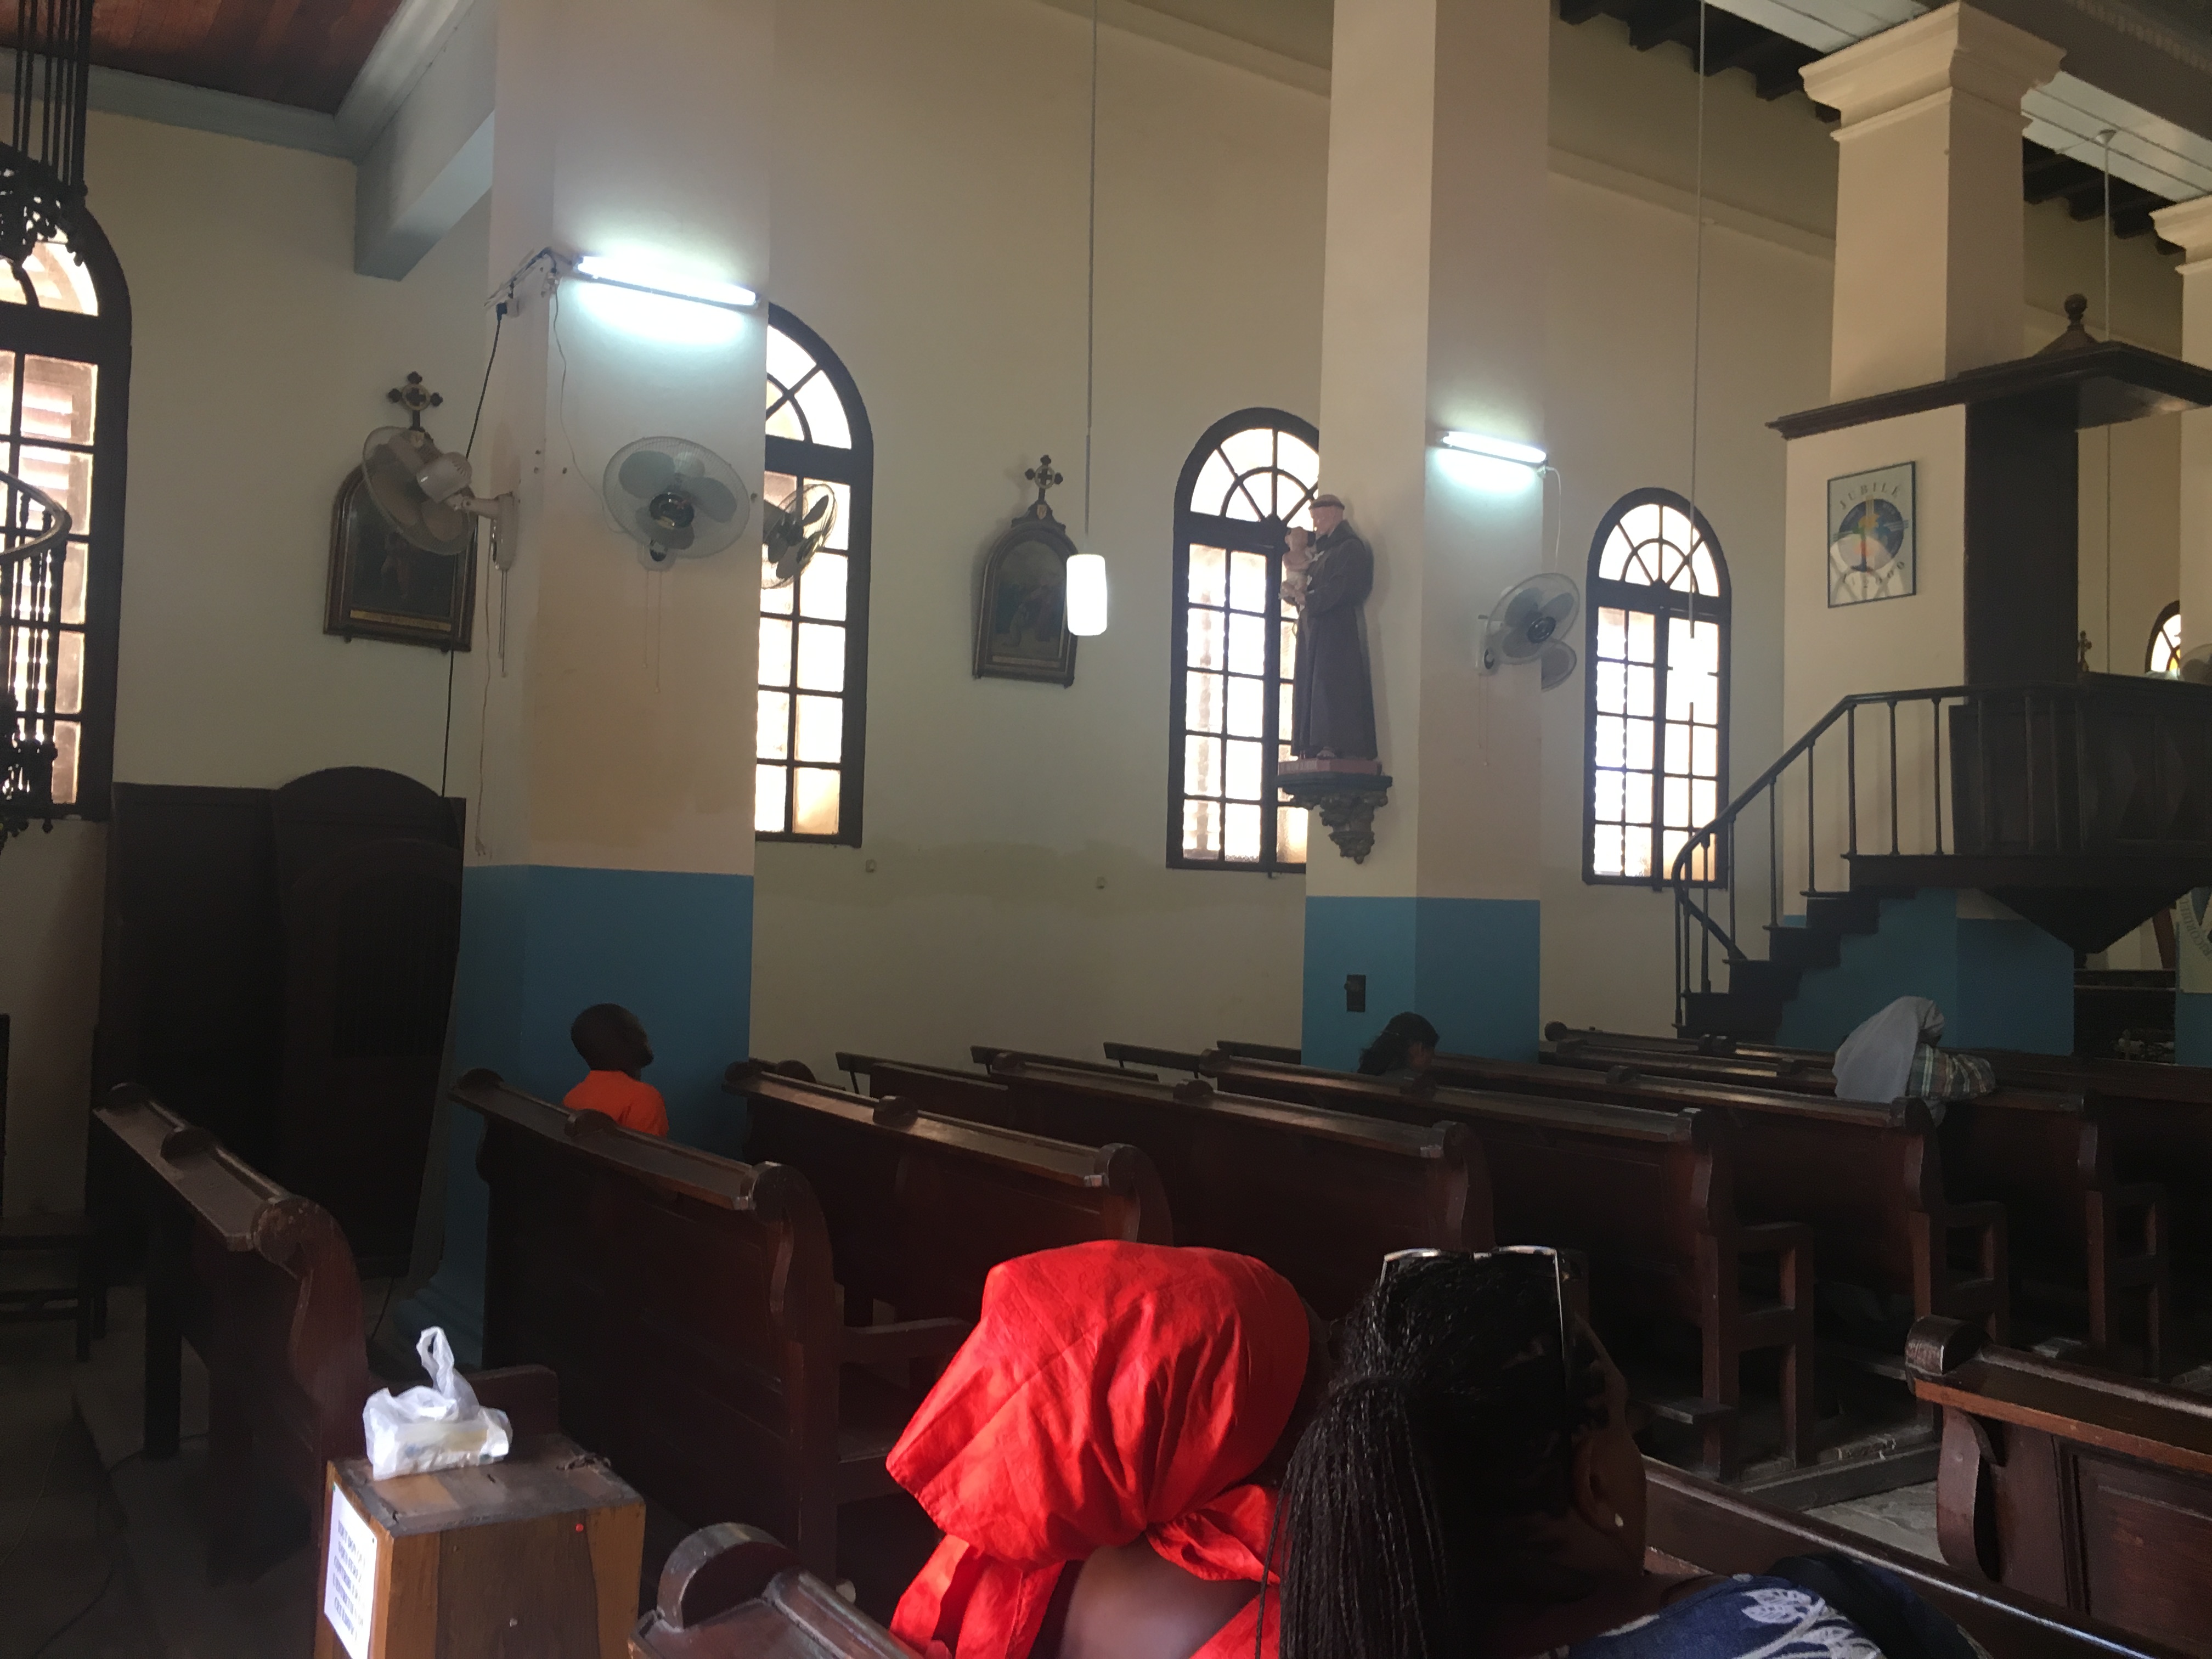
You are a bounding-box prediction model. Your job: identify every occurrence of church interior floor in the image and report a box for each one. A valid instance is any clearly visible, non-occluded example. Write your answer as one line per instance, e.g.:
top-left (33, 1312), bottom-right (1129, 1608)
top-left (0, 1267), bottom-right (1955, 1654)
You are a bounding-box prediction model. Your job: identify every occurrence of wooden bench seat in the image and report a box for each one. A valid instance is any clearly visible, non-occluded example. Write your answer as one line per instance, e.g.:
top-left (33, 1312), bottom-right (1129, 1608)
top-left (630, 1522), bottom-right (919, 1658)
top-left (856, 1054), bottom-right (1489, 1321)
top-left (727, 1065), bottom-right (1171, 1325)
top-left (1358, 1050), bottom-right (2012, 1352)
top-left (1645, 1459), bottom-right (2196, 1659)
top-left (1538, 1039), bottom-right (2172, 1371)
top-left (458, 1069), bottom-right (921, 1580)
top-left (1193, 1054), bottom-right (1813, 1476)
top-left (1908, 1314), bottom-right (2212, 1656)
top-left (95, 1084), bottom-right (556, 1581)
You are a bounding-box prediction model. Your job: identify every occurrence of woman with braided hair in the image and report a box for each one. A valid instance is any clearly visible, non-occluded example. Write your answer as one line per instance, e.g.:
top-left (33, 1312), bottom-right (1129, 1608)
top-left (1267, 1250), bottom-right (1985, 1659)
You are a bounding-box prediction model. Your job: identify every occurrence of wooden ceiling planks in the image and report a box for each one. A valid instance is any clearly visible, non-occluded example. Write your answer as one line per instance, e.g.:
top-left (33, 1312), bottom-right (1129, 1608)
top-left (0, 0), bottom-right (405, 115)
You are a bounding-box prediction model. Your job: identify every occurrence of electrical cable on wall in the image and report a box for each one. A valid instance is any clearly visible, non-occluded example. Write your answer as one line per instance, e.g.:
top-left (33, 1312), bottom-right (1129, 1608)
top-left (1685, 0), bottom-right (1709, 633)
top-left (443, 299), bottom-right (506, 798)
top-left (2101, 128), bottom-right (2116, 671)
top-left (1083, 0), bottom-right (1100, 539)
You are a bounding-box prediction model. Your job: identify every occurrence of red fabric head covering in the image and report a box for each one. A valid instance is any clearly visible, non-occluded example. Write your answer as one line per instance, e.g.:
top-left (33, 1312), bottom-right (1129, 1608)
top-left (888, 1241), bottom-right (1309, 1659)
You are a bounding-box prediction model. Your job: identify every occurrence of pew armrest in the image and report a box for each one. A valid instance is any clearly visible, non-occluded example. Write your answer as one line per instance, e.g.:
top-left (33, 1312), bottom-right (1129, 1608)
top-left (1943, 1200), bottom-right (2006, 1261)
top-left (839, 1317), bottom-right (972, 1365)
top-left (464, 1364), bottom-right (562, 1436)
top-left (1736, 1221), bottom-right (1813, 1259)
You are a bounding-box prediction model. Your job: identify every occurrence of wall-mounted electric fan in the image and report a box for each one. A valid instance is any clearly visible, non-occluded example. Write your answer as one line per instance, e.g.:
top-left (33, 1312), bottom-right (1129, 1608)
top-left (603, 437), bottom-right (752, 569)
top-left (1481, 572), bottom-right (1582, 691)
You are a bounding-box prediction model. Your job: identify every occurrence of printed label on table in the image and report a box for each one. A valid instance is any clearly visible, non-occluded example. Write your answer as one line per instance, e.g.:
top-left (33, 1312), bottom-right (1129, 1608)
top-left (324, 1485), bottom-right (380, 1659)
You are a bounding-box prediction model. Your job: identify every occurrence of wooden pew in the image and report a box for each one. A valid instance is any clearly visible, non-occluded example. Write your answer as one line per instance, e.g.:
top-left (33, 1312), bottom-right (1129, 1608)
top-left (1186, 1056), bottom-right (1812, 1475)
top-left (1645, 1460), bottom-right (2196, 1659)
top-left (630, 1523), bottom-right (915, 1659)
top-left (727, 1066), bottom-right (1172, 1325)
top-left (861, 1054), bottom-right (1490, 1322)
top-left (1538, 1041), bottom-right (2173, 1372)
top-left (459, 1069), bottom-right (939, 1582)
top-left (95, 1084), bottom-right (556, 1581)
top-left (1908, 1314), bottom-right (2212, 1657)
top-left (1303, 1050), bottom-right (2011, 1352)
top-left (967, 1043), bottom-right (1152, 1080)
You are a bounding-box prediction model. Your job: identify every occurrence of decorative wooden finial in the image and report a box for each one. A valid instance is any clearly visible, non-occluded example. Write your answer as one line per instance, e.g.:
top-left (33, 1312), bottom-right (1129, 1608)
top-left (386, 371), bottom-right (444, 430)
top-left (2038, 295), bottom-right (2098, 356)
top-left (1024, 454), bottom-right (1064, 518)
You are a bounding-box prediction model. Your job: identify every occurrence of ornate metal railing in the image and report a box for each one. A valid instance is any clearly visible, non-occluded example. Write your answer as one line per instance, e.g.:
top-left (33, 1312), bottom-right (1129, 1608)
top-left (1668, 677), bottom-right (2212, 1033)
top-left (1, 471), bottom-right (72, 849)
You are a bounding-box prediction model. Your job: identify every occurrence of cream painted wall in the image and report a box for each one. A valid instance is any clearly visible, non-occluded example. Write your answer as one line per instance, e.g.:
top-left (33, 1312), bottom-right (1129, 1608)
top-left (0, 112), bottom-right (490, 1214)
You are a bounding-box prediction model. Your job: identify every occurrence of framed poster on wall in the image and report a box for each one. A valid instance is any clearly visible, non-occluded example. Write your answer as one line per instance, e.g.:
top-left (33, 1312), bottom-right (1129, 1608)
top-left (1827, 462), bottom-right (1916, 608)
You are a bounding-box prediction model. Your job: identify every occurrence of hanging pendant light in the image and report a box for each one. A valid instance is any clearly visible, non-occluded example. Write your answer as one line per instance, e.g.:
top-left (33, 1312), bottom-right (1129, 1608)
top-left (0, 0), bottom-right (94, 271)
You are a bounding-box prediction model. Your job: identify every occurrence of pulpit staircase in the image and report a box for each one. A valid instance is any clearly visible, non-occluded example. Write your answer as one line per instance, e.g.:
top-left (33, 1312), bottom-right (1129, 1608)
top-left (1674, 676), bottom-right (2212, 1040)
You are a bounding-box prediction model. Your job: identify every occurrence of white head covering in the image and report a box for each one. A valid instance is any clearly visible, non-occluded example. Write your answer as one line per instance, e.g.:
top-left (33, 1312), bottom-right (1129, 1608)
top-left (1833, 996), bottom-right (1944, 1104)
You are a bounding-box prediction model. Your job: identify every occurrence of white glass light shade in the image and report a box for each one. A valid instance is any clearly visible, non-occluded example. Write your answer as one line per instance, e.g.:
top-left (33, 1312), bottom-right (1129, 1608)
top-left (1066, 551), bottom-right (1109, 636)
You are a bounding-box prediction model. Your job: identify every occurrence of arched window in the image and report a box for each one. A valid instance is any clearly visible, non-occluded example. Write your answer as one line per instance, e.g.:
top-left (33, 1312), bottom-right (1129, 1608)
top-left (2148, 602), bottom-right (2183, 678)
top-left (1, 224), bottom-right (129, 818)
top-left (757, 307), bottom-right (872, 844)
top-left (1169, 410), bottom-right (1319, 871)
top-left (1584, 489), bottom-right (1730, 885)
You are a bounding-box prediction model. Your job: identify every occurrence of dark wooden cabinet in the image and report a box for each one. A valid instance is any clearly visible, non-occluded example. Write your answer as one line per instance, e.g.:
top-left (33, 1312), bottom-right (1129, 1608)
top-left (94, 769), bottom-right (462, 1273)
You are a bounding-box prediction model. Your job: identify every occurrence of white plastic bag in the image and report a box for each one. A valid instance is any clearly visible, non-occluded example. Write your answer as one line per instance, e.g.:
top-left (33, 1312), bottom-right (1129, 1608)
top-left (362, 1326), bottom-right (513, 1480)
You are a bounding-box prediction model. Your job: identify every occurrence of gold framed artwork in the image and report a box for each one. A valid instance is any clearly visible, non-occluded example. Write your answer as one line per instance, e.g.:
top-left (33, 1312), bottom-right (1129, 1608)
top-left (324, 465), bottom-right (476, 650)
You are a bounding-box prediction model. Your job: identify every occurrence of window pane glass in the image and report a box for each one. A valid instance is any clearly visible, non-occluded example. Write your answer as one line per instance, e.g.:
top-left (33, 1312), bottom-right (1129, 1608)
top-left (799, 551), bottom-right (847, 621)
top-left (1183, 797), bottom-right (1221, 859)
top-left (54, 629), bottom-right (82, 715)
top-left (1625, 664), bottom-right (1655, 717)
top-left (1185, 735), bottom-right (1222, 797)
top-left (1227, 612), bottom-right (1265, 676)
top-left (1278, 679), bottom-right (1294, 743)
top-left (766, 328), bottom-right (817, 391)
top-left (1187, 672), bottom-right (1224, 733)
top-left (1279, 618), bottom-right (1297, 676)
top-left (794, 693), bottom-right (842, 763)
top-left (1663, 776), bottom-right (1690, 828)
top-left (1598, 607), bottom-right (1626, 660)
top-left (1224, 802), bottom-right (1262, 861)
top-left (1595, 715), bottom-right (1625, 768)
top-left (1621, 829), bottom-right (1652, 879)
top-left (1277, 805), bottom-right (1307, 864)
top-left (1277, 432), bottom-right (1319, 488)
top-left (24, 358), bottom-right (95, 445)
top-left (1627, 611), bottom-right (1655, 664)
top-left (1193, 453), bottom-right (1237, 518)
top-left (755, 763), bottom-right (788, 833)
top-left (1221, 426), bottom-right (1274, 475)
top-left (59, 540), bottom-right (84, 624)
top-left (793, 766), bottom-right (840, 834)
top-left (48, 718), bottom-right (76, 804)
top-left (1693, 725), bottom-right (1718, 776)
top-left (1692, 780), bottom-right (1717, 823)
top-left (0, 241), bottom-right (97, 314)
top-left (1595, 661), bottom-right (1626, 716)
top-left (760, 573), bottom-right (794, 614)
top-left (1594, 769), bottom-right (1624, 821)
top-left (1593, 825), bottom-right (1623, 876)
top-left (760, 617), bottom-right (793, 687)
top-left (1625, 719), bottom-right (1654, 772)
top-left (821, 481), bottom-right (852, 552)
top-left (1229, 550), bottom-right (1267, 613)
top-left (795, 622), bottom-right (845, 691)
top-left (766, 393), bottom-right (805, 442)
top-left (1666, 721), bottom-right (1690, 773)
top-left (1188, 545), bottom-right (1227, 606)
top-left (1223, 475), bottom-right (1265, 521)
top-left (18, 446), bottom-right (91, 529)
top-left (793, 371), bottom-right (851, 449)
top-left (1188, 608), bottom-right (1224, 671)
top-left (1224, 738), bottom-right (1262, 800)
top-left (757, 690), bottom-right (790, 760)
top-left (1226, 675), bottom-right (1264, 738)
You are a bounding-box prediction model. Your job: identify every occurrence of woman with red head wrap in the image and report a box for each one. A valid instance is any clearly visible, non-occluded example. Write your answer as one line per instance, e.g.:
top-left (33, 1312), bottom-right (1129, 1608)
top-left (888, 1240), bottom-right (1317, 1659)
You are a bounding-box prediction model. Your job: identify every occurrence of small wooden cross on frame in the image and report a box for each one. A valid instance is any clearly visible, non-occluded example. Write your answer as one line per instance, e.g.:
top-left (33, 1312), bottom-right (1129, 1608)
top-left (388, 371), bottom-right (444, 431)
top-left (1024, 454), bottom-right (1064, 519)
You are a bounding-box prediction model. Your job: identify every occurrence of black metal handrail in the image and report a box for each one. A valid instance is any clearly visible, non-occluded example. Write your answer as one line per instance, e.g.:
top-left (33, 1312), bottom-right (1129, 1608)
top-left (1663, 678), bottom-right (2194, 1033)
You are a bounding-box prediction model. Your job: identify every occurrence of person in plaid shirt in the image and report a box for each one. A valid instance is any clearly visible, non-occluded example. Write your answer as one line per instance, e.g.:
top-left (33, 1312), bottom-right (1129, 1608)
top-left (1835, 997), bottom-right (1994, 1121)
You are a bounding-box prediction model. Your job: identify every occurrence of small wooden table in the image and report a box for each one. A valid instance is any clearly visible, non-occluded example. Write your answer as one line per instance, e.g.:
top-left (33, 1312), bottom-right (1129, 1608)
top-left (314, 1434), bottom-right (645, 1659)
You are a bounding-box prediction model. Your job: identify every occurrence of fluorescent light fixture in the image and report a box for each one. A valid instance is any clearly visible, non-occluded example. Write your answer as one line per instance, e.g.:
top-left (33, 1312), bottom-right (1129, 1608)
top-left (1066, 551), bottom-right (1109, 636)
top-left (574, 254), bottom-right (757, 312)
top-left (1439, 430), bottom-right (1545, 467)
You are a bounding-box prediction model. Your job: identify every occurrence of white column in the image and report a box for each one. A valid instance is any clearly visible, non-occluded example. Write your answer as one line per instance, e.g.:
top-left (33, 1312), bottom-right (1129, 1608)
top-left (1802, 4), bottom-right (2062, 402)
top-left (1301, 0), bottom-right (1549, 1064)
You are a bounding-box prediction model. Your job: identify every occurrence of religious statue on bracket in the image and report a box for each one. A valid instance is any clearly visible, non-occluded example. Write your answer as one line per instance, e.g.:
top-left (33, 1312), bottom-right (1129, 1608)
top-left (1276, 490), bottom-right (1392, 862)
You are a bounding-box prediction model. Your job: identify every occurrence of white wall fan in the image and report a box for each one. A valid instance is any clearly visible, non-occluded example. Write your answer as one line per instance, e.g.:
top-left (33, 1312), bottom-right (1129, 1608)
top-left (1481, 572), bottom-right (1581, 691)
top-left (762, 479), bottom-right (837, 589)
top-left (362, 426), bottom-right (518, 568)
top-left (603, 437), bottom-right (753, 569)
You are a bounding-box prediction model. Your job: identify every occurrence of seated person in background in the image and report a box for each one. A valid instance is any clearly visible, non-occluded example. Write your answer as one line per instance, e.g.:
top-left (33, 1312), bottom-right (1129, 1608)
top-left (1271, 1249), bottom-right (1985, 1659)
top-left (1833, 995), bottom-right (1994, 1120)
top-left (888, 1240), bottom-right (1327, 1659)
top-left (1357, 1012), bottom-right (1438, 1081)
top-left (562, 1003), bottom-right (669, 1136)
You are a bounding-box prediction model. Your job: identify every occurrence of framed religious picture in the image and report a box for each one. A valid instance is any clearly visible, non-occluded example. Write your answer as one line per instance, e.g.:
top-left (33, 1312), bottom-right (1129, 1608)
top-left (973, 458), bottom-right (1079, 686)
top-left (1827, 461), bottom-right (1916, 608)
top-left (324, 464), bottom-right (477, 650)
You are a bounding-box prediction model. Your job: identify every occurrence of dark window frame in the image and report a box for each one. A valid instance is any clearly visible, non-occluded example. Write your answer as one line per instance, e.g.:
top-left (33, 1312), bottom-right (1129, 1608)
top-left (1582, 487), bottom-right (1731, 889)
top-left (1166, 407), bottom-right (1317, 874)
top-left (759, 304), bottom-right (872, 847)
top-left (2, 213), bottom-right (131, 821)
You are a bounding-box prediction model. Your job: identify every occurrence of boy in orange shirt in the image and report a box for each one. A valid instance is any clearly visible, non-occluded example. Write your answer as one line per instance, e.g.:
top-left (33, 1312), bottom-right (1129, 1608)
top-left (562, 1003), bottom-right (670, 1136)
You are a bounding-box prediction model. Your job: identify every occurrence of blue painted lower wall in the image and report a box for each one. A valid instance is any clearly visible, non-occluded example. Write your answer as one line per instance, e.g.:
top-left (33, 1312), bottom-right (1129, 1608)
top-left (1302, 896), bottom-right (1541, 1070)
top-left (1774, 888), bottom-right (2072, 1054)
top-left (2179, 991), bottom-right (2212, 1068)
top-left (398, 864), bottom-right (754, 1362)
